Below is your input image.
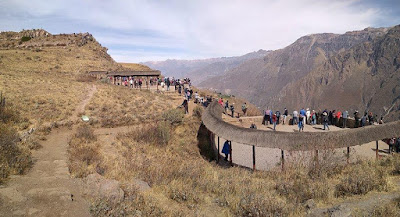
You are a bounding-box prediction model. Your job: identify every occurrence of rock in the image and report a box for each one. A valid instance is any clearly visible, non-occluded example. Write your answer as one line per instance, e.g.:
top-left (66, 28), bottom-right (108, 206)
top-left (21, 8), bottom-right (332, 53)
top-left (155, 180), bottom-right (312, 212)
top-left (84, 173), bottom-right (124, 203)
top-left (327, 205), bottom-right (351, 217)
top-left (304, 199), bottom-right (316, 209)
top-left (133, 179), bottom-right (150, 192)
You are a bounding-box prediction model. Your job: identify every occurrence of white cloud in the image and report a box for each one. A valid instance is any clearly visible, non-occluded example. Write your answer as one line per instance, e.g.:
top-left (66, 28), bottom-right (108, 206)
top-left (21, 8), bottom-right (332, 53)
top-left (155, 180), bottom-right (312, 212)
top-left (0, 0), bottom-right (393, 62)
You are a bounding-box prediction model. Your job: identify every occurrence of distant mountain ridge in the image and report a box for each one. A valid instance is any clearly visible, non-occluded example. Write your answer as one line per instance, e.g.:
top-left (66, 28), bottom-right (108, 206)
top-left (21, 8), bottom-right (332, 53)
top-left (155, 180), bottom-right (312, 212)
top-left (197, 26), bottom-right (400, 120)
top-left (142, 49), bottom-right (270, 84)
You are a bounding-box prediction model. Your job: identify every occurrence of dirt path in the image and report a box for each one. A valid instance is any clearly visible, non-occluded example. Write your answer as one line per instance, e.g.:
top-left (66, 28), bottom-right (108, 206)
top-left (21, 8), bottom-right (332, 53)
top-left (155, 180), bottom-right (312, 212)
top-left (0, 85), bottom-right (97, 217)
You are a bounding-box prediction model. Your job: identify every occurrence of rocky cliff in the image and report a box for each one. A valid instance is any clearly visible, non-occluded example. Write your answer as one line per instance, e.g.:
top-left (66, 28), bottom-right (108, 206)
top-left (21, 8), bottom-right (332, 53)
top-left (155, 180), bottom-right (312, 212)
top-left (273, 25), bottom-right (400, 121)
top-left (198, 27), bottom-right (389, 107)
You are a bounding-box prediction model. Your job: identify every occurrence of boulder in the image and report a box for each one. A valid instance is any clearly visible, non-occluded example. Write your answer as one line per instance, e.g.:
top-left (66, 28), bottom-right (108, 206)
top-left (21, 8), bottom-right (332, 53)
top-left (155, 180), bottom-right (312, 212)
top-left (84, 173), bottom-right (124, 203)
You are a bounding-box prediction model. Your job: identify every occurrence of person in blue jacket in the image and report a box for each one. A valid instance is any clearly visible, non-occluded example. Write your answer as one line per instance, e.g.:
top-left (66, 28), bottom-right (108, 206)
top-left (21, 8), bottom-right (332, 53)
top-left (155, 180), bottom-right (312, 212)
top-left (222, 140), bottom-right (231, 161)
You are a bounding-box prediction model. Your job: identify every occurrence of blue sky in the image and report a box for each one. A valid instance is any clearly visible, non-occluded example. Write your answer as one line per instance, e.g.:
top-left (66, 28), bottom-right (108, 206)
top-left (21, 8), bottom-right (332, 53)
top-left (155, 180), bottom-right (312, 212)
top-left (0, 0), bottom-right (399, 62)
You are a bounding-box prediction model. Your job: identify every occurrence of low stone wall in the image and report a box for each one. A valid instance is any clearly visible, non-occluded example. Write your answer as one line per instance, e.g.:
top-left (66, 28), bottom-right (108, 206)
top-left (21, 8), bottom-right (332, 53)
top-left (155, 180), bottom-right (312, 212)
top-left (202, 101), bottom-right (400, 151)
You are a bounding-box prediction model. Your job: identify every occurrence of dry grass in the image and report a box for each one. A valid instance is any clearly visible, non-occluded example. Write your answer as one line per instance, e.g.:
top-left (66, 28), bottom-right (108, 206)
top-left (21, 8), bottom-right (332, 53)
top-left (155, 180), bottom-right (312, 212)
top-left (68, 124), bottom-right (103, 178)
top-left (80, 110), bottom-right (398, 216)
top-left (0, 104), bottom-right (32, 184)
top-left (83, 84), bottom-right (175, 128)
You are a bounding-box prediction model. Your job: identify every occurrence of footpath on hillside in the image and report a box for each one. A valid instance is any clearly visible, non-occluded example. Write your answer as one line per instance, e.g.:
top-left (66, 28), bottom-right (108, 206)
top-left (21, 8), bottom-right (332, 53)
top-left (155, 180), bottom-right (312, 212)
top-left (0, 84), bottom-right (190, 216)
top-left (0, 85), bottom-right (97, 217)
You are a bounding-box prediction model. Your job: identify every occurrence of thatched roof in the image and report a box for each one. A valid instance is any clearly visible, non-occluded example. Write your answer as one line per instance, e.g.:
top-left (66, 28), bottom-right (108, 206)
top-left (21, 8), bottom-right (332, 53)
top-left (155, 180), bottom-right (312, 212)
top-left (202, 101), bottom-right (400, 151)
top-left (88, 70), bottom-right (161, 77)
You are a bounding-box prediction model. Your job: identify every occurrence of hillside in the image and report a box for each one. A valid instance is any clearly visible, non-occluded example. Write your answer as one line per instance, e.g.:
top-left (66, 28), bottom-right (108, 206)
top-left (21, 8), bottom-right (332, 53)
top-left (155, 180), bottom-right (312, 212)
top-left (198, 27), bottom-right (390, 110)
top-left (142, 49), bottom-right (270, 84)
top-left (272, 25), bottom-right (400, 121)
top-left (0, 29), bottom-right (125, 125)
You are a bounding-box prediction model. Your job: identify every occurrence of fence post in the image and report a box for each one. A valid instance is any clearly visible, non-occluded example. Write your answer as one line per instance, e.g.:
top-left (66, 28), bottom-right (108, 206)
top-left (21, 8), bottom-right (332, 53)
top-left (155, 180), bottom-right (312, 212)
top-left (217, 136), bottom-right (220, 163)
top-left (229, 141), bottom-right (233, 166)
top-left (252, 145), bottom-right (256, 171)
top-left (281, 149), bottom-right (285, 171)
top-left (376, 140), bottom-right (379, 160)
top-left (347, 147), bottom-right (350, 164)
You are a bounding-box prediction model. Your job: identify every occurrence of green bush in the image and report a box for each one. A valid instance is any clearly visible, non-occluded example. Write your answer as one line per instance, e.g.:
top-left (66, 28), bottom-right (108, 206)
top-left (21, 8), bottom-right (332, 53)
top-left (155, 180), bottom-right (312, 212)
top-left (162, 109), bottom-right (184, 125)
top-left (20, 36), bottom-right (31, 42)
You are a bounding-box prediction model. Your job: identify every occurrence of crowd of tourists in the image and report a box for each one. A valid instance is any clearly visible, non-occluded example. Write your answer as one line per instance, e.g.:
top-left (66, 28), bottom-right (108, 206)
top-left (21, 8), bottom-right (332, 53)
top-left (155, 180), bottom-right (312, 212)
top-left (260, 108), bottom-right (385, 132)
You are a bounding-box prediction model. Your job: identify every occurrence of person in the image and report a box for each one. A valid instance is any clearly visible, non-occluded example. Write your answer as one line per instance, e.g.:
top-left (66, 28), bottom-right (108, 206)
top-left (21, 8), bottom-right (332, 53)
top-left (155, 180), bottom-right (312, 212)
top-left (194, 92), bottom-right (199, 104)
top-left (225, 100), bottom-right (229, 114)
top-left (139, 79), bottom-right (143, 90)
top-left (354, 111), bottom-right (360, 128)
top-left (298, 114), bottom-right (304, 132)
top-left (276, 110), bottom-right (281, 124)
top-left (230, 104), bottom-right (235, 118)
top-left (283, 108), bottom-right (288, 125)
top-left (250, 123), bottom-right (257, 129)
top-left (342, 110), bottom-right (348, 128)
top-left (368, 112), bottom-right (373, 125)
top-left (335, 110), bottom-right (341, 127)
top-left (311, 110), bottom-right (316, 125)
top-left (222, 140), bottom-right (231, 161)
top-left (300, 108), bottom-right (306, 119)
top-left (293, 110), bottom-right (298, 125)
top-left (129, 78), bottom-right (133, 88)
top-left (396, 137), bottom-right (400, 153)
top-left (306, 108), bottom-right (310, 125)
top-left (178, 85), bottom-right (182, 95)
top-left (218, 98), bottom-right (224, 106)
top-left (272, 114), bottom-right (277, 131)
top-left (265, 109), bottom-right (271, 125)
top-left (379, 116), bottom-right (384, 124)
top-left (166, 77), bottom-right (171, 91)
top-left (242, 103), bottom-right (247, 116)
top-left (361, 112), bottom-right (367, 127)
top-left (389, 137), bottom-right (396, 153)
top-left (180, 98), bottom-right (188, 114)
top-left (323, 111), bottom-right (329, 130)
top-left (328, 111), bottom-right (333, 125)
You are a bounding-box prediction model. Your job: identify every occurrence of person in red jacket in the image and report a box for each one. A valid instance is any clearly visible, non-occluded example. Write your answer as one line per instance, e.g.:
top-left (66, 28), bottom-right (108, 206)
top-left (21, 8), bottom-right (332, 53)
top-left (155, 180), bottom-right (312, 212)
top-left (272, 114), bottom-right (277, 131)
top-left (335, 111), bottom-right (341, 127)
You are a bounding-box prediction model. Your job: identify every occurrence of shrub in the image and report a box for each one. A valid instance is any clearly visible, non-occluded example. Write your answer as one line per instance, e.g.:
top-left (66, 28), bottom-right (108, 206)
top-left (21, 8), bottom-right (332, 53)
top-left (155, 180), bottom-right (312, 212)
top-left (162, 109), bottom-right (184, 125)
top-left (0, 123), bottom-right (32, 184)
top-left (75, 125), bottom-right (96, 141)
top-left (128, 122), bottom-right (171, 146)
top-left (192, 105), bottom-right (203, 119)
top-left (335, 162), bottom-right (388, 197)
top-left (20, 36), bottom-right (31, 42)
top-left (236, 192), bottom-right (290, 216)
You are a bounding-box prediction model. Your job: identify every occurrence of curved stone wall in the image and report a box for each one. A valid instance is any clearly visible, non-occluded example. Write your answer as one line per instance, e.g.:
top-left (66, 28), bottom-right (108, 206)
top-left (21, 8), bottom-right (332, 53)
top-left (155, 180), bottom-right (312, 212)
top-left (202, 101), bottom-right (400, 151)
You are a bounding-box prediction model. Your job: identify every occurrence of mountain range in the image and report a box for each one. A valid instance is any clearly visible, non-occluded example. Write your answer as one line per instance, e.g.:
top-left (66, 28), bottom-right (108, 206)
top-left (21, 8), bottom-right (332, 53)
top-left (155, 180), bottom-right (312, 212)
top-left (143, 25), bottom-right (400, 121)
top-left (142, 49), bottom-right (270, 85)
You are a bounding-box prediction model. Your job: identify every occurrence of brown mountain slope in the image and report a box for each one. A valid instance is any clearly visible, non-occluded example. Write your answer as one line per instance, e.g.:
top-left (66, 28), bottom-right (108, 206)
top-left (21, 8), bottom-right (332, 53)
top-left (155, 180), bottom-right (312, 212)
top-left (198, 27), bottom-right (389, 108)
top-left (273, 25), bottom-right (400, 121)
top-left (0, 29), bottom-right (123, 124)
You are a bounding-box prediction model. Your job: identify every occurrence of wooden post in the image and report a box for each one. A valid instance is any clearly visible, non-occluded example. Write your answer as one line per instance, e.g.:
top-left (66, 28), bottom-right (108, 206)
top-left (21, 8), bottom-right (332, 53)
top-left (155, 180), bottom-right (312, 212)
top-left (229, 141), bottom-right (233, 166)
top-left (217, 136), bottom-right (220, 163)
top-left (281, 149), bottom-right (285, 171)
top-left (347, 147), bottom-right (350, 164)
top-left (315, 150), bottom-right (319, 167)
top-left (252, 145), bottom-right (256, 171)
top-left (376, 140), bottom-right (379, 160)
